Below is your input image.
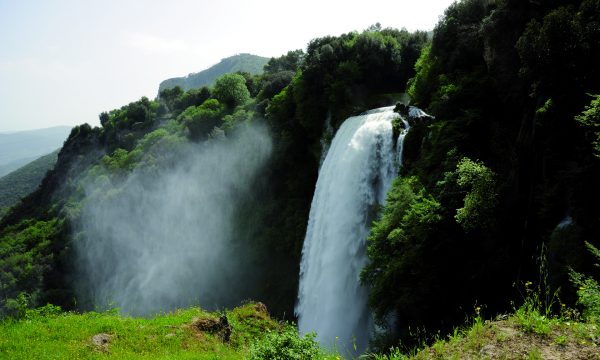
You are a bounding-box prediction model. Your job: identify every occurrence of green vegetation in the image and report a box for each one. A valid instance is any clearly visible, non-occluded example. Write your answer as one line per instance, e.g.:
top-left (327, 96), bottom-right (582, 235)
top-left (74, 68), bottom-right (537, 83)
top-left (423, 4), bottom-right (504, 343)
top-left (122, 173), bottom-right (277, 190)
top-left (570, 242), bottom-right (600, 323)
top-left (0, 302), bottom-right (336, 360)
top-left (454, 157), bottom-right (497, 231)
top-left (213, 73), bottom-right (251, 109)
top-left (158, 53), bottom-right (269, 93)
top-left (576, 94), bottom-right (600, 159)
top-left (1, 0), bottom-right (600, 357)
top-left (362, 0), bottom-right (600, 349)
top-left (371, 314), bottom-right (599, 359)
top-left (0, 219), bottom-right (61, 318)
top-left (249, 326), bottom-right (326, 360)
top-left (0, 150), bottom-right (59, 211)
top-left (0, 24), bottom-right (429, 316)
top-left (371, 272), bottom-right (600, 359)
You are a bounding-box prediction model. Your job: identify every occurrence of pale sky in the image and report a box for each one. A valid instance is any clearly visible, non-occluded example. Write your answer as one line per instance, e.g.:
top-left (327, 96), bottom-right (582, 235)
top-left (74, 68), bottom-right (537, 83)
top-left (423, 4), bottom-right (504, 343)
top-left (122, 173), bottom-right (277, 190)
top-left (0, 0), bottom-right (455, 132)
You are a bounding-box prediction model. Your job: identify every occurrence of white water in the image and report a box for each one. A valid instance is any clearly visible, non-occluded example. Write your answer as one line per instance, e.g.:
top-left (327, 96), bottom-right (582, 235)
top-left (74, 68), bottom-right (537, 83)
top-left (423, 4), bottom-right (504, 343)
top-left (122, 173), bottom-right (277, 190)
top-left (557, 215), bottom-right (573, 229)
top-left (296, 106), bottom-right (408, 354)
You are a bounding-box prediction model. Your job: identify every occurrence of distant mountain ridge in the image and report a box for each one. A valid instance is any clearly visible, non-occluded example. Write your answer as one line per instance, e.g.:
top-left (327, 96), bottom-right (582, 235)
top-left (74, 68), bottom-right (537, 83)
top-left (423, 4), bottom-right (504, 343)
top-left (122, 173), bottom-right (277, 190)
top-left (0, 150), bottom-right (59, 213)
top-left (158, 53), bottom-right (269, 93)
top-left (0, 126), bottom-right (71, 177)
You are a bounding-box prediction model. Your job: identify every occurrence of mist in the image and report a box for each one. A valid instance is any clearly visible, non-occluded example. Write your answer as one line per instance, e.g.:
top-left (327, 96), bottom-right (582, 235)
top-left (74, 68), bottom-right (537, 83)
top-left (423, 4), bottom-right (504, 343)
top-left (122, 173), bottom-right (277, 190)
top-left (75, 123), bottom-right (272, 315)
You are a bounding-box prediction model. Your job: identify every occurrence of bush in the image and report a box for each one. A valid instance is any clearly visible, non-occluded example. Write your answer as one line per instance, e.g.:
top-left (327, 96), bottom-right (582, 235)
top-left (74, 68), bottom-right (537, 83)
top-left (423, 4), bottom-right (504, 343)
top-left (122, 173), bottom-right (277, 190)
top-left (454, 157), bottom-right (497, 231)
top-left (213, 73), bottom-right (250, 109)
top-left (570, 242), bottom-right (600, 323)
top-left (249, 324), bottom-right (323, 360)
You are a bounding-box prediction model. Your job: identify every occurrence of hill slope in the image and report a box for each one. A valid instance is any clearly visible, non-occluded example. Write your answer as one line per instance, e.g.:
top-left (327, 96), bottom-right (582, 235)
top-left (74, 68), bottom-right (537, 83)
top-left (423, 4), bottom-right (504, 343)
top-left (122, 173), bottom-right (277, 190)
top-left (0, 126), bottom-right (70, 177)
top-left (0, 303), bottom-right (282, 360)
top-left (158, 53), bottom-right (269, 93)
top-left (379, 313), bottom-right (600, 359)
top-left (0, 150), bottom-right (60, 213)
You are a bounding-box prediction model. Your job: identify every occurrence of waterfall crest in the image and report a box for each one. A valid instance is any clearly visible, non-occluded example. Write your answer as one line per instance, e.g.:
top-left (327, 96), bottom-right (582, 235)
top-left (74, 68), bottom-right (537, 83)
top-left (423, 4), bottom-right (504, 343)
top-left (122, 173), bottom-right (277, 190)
top-left (296, 106), bottom-right (409, 354)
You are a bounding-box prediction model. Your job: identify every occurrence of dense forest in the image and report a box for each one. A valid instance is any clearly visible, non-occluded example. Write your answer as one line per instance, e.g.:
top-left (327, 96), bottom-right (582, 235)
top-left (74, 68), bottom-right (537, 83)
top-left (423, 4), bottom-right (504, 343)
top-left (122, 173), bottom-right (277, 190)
top-left (1, 0), bottom-right (600, 356)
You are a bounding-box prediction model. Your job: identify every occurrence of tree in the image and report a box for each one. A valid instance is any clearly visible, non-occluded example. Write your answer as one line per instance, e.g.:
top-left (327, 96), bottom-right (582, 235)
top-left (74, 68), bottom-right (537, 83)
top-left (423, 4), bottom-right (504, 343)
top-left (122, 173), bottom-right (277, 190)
top-left (576, 94), bottom-right (600, 159)
top-left (454, 157), bottom-right (497, 231)
top-left (212, 73), bottom-right (250, 109)
top-left (263, 50), bottom-right (304, 74)
top-left (159, 86), bottom-right (184, 111)
top-left (177, 99), bottom-right (224, 140)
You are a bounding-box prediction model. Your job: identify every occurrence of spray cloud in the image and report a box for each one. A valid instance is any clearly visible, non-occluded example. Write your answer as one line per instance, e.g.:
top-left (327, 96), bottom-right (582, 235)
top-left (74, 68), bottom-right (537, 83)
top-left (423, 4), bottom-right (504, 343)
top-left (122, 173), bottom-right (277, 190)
top-left (75, 123), bottom-right (271, 315)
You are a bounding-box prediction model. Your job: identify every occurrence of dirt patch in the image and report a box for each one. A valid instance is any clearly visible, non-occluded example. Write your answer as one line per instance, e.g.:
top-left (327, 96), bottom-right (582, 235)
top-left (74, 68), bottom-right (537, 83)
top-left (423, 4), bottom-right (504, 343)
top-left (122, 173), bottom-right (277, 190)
top-left (91, 333), bottom-right (112, 352)
top-left (473, 321), bottom-right (598, 359)
top-left (254, 302), bottom-right (269, 315)
top-left (190, 314), bottom-right (232, 342)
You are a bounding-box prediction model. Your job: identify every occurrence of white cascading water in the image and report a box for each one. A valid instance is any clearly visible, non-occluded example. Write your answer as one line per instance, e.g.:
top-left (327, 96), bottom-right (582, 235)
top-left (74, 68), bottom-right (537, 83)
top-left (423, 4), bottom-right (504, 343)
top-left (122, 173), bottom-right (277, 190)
top-left (296, 106), bottom-right (410, 354)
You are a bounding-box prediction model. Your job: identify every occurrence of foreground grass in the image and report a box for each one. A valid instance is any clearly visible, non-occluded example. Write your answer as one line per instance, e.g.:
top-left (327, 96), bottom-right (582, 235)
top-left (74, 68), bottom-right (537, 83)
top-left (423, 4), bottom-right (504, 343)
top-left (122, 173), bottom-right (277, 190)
top-left (6, 300), bottom-right (598, 359)
top-left (0, 302), bottom-right (282, 360)
top-left (373, 310), bottom-right (600, 360)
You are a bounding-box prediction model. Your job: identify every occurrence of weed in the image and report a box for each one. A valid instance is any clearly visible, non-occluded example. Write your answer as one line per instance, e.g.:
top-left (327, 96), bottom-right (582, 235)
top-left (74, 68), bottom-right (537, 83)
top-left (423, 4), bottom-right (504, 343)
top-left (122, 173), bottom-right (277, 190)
top-left (527, 347), bottom-right (543, 360)
top-left (554, 334), bottom-right (568, 346)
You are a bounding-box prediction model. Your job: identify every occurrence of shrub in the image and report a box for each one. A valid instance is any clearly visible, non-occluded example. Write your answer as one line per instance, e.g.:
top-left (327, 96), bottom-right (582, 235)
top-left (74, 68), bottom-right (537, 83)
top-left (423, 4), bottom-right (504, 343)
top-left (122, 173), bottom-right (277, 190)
top-left (249, 324), bottom-right (323, 360)
top-left (570, 242), bottom-right (600, 323)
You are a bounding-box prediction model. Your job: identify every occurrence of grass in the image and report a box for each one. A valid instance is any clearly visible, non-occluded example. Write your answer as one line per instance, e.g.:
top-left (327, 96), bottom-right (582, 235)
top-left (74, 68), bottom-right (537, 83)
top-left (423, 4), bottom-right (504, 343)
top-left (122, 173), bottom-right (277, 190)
top-left (0, 302), bottom-right (344, 360)
top-left (2, 294), bottom-right (599, 359)
top-left (370, 302), bottom-right (600, 360)
top-left (0, 302), bottom-right (279, 360)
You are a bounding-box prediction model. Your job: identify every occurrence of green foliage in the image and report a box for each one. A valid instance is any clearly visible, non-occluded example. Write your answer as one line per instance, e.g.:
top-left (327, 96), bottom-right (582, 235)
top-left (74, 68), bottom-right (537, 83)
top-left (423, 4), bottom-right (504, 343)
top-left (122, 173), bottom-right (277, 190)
top-left (100, 97), bottom-right (159, 151)
top-left (0, 219), bottom-right (60, 317)
top-left (268, 27), bottom-right (428, 140)
top-left (159, 86), bottom-right (213, 117)
top-left (516, 4), bottom-right (599, 96)
top-left (514, 299), bottom-right (555, 336)
top-left (362, 176), bottom-right (442, 322)
top-left (24, 303), bottom-right (63, 320)
top-left (264, 50), bottom-right (304, 74)
top-left (454, 157), bottom-right (497, 231)
top-left (212, 73), bottom-right (251, 109)
top-left (374, 0), bottom-right (600, 347)
top-left (0, 150), bottom-right (59, 211)
top-left (257, 70), bottom-right (295, 103)
top-left (158, 86), bottom-right (184, 111)
top-left (177, 98), bottom-right (225, 140)
top-left (575, 94), bottom-right (600, 158)
top-left (158, 53), bottom-right (269, 93)
top-left (101, 148), bottom-right (135, 172)
top-left (222, 109), bottom-right (253, 132)
top-left (407, 44), bottom-right (434, 103)
top-left (0, 302), bottom-right (281, 359)
top-left (570, 242), bottom-right (600, 323)
top-left (249, 324), bottom-right (323, 360)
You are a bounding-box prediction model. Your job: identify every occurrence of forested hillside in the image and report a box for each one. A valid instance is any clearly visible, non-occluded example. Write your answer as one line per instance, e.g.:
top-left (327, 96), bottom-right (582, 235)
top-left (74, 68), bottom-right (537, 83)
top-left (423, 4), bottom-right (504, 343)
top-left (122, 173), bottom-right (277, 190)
top-left (1, 0), bottom-right (600, 357)
top-left (158, 53), bottom-right (269, 93)
top-left (0, 150), bottom-right (59, 216)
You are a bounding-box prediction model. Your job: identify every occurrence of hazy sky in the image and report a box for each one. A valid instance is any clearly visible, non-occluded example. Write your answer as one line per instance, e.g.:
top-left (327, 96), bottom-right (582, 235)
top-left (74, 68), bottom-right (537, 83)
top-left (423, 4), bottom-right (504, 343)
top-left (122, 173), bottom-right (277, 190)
top-left (0, 0), bottom-right (455, 132)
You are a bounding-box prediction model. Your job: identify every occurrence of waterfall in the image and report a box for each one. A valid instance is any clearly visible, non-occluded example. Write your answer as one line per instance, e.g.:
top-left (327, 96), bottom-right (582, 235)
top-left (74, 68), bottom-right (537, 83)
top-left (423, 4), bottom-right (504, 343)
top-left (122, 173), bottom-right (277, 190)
top-left (296, 106), bottom-right (409, 354)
